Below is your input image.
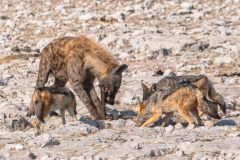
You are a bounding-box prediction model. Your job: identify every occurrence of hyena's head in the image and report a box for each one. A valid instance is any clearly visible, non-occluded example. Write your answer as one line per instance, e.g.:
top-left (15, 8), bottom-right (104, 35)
top-left (30, 88), bottom-right (45, 123)
top-left (99, 64), bottom-right (128, 105)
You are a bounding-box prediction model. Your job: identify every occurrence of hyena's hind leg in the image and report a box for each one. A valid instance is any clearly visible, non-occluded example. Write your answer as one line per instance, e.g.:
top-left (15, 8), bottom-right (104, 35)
top-left (36, 50), bottom-right (51, 87)
top-left (208, 83), bottom-right (226, 114)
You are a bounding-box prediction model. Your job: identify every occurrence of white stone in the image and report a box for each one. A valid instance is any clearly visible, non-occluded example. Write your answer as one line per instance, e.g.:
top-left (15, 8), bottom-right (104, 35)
top-left (214, 56), bottom-right (233, 67)
top-left (165, 125), bottom-right (174, 133)
top-left (5, 20), bottom-right (15, 29)
top-left (79, 13), bottom-right (96, 21)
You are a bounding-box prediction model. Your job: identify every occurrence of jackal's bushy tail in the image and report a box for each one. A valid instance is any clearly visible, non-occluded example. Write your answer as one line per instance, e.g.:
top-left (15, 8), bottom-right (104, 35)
top-left (195, 89), bottom-right (220, 119)
top-left (208, 81), bottom-right (226, 114)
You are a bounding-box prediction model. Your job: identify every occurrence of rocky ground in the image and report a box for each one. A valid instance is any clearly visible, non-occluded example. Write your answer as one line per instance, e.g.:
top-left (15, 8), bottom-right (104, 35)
top-left (0, 0), bottom-right (240, 159)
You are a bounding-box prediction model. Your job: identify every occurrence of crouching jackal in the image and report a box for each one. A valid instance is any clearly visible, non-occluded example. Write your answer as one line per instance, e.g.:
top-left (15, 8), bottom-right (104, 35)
top-left (135, 83), bottom-right (220, 127)
top-left (29, 87), bottom-right (78, 126)
top-left (141, 75), bottom-right (226, 115)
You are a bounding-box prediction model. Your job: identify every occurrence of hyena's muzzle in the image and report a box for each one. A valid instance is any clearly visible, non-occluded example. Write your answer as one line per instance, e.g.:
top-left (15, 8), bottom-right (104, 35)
top-left (101, 87), bottom-right (118, 105)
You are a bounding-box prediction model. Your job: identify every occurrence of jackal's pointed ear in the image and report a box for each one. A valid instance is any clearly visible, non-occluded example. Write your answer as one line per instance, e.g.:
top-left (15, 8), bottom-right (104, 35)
top-left (111, 64), bottom-right (128, 75)
top-left (141, 82), bottom-right (150, 100)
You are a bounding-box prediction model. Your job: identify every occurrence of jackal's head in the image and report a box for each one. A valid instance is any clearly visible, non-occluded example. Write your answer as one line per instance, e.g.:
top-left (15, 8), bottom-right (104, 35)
top-left (99, 64), bottom-right (128, 105)
top-left (30, 88), bottom-right (45, 123)
top-left (135, 97), bottom-right (149, 127)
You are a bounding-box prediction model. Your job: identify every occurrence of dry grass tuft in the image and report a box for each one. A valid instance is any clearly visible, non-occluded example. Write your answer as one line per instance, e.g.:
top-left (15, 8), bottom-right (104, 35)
top-left (0, 54), bottom-right (40, 64)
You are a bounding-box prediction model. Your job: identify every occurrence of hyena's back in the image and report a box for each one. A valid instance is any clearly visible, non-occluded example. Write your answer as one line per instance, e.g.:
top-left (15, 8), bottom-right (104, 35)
top-left (36, 36), bottom-right (119, 87)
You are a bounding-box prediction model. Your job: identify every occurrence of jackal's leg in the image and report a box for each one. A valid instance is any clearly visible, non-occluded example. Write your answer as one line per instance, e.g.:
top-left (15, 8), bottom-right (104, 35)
top-left (36, 54), bottom-right (51, 87)
top-left (178, 107), bottom-right (195, 125)
top-left (190, 107), bottom-right (202, 126)
top-left (60, 109), bottom-right (66, 125)
top-left (67, 108), bottom-right (78, 121)
top-left (67, 63), bottom-right (100, 119)
top-left (141, 113), bottom-right (161, 127)
top-left (83, 74), bottom-right (105, 118)
top-left (208, 83), bottom-right (226, 114)
top-left (161, 112), bottom-right (174, 127)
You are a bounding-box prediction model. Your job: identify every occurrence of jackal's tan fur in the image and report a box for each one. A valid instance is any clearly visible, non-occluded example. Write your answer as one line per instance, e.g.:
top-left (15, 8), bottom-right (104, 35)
top-left (30, 87), bottom-right (77, 126)
top-left (142, 75), bottom-right (226, 115)
top-left (136, 84), bottom-right (216, 127)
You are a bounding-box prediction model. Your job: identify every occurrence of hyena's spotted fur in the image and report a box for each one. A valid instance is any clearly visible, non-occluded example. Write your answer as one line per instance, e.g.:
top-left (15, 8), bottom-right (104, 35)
top-left (27, 36), bottom-right (128, 120)
top-left (142, 75), bottom-right (226, 115)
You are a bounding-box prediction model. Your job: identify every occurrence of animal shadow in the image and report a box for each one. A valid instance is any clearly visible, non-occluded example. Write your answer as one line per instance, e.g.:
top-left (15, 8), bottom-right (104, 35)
top-left (215, 119), bottom-right (237, 126)
top-left (79, 116), bottom-right (105, 129)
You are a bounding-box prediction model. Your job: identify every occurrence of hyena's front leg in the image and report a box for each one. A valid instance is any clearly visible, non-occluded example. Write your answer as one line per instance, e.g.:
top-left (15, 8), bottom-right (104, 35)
top-left (67, 63), bottom-right (100, 119)
top-left (83, 74), bottom-right (105, 119)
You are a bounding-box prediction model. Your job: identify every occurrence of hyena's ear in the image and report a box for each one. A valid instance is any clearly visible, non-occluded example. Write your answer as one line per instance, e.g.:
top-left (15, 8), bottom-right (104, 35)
top-left (141, 82), bottom-right (151, 100)
top-left (111, 64), bottom-right (128, 75)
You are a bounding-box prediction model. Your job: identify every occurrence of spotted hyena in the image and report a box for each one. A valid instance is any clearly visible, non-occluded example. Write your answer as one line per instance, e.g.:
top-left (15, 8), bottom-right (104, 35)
top-left (26, 36), bottom-right (128, 120)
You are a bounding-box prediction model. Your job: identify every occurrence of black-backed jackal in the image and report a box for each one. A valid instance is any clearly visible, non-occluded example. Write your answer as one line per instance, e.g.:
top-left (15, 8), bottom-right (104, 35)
top-left (29, 87), bottom-right (78, 127)
top-left (141, 75), bottom-right (226, 115)
top-left (136, 83), bottom-right (220, 127)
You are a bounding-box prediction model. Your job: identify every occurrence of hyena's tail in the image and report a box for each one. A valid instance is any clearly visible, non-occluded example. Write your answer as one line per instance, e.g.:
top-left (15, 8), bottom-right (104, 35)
top-left (208, 81), bottom-right (226, 114)
top-left (36, 48), bottom-right (51, 87)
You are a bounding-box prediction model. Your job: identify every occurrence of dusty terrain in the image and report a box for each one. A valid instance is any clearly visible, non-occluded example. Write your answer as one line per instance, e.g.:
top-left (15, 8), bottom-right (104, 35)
top-left (0, 0), bottom-right (240, 159)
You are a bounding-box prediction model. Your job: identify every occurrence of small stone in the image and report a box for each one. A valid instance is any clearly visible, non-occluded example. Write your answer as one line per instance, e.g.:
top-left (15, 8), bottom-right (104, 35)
top-left (165, 125), bottom-right (174, 133)
top-left (176, 150), bottom-right (184, 157)
top-left (27, 151), bottom-right (37, 159)
top-left (131, 142), bottom-right (143, 150)
top-left (228, 132), bottom-right (240, 137)
top-left (214, 56), bottom-right (233, 67)
top-left (112, 119), bottom-right (126, 128)
top-left (181, 2), bottom-right (194, 10)
top-left (175, 123), bottom-right (184, 129)
top-left (186, 124), bottom-right (196, 130)
top-left (5, 20), bottom-right (15, 29)
top-left (41, 134), bottom-right (60, 148)
top-left (204, 120), bottom-right (214, 127)
top-left (125, 119), bottom-right (135, 127)
top-left (5, 144), bottom-right (24, 151)
top-left (163, 69), bottom-right (176, 77)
